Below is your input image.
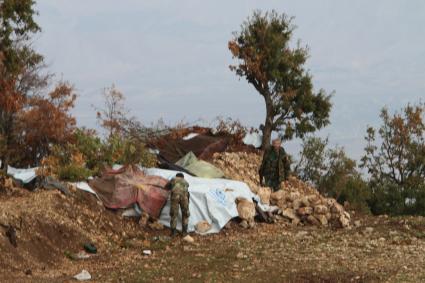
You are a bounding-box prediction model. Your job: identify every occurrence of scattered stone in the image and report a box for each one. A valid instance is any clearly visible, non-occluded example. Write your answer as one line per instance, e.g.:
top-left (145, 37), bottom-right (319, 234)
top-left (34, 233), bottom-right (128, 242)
top-left (315, 214), bottom-right (328, 226)
top-left (235, 197), bottom-right (255, 228)
top-left (365, 227), bottom-right (374, 234)
top-left (314, 205), bottom-right (328, 215)
top-left (257, 187), bottom-right (272, 205)
top-left (148, 221), bottom-right (164, 230)
top-left (195, 221), bottom-right (212, 234)
top-left (213, 152), bottom-right (352, 228)
top-left (296, 231), bottom-right (309, 238)
top-left (297, 207), bottom-right (313, 216)
top-left (183, 235), bottom-right (195, 244)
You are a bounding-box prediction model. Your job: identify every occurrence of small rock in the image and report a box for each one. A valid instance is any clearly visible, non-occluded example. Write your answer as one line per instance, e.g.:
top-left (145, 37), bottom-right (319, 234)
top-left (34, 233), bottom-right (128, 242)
top-left (183, 235), bottom-right (195, 244)
top-left (296, 231), bottom-right (308, 238)
top-left (239, 220), bottom-right (249, 229)
top-left (315, 214), bottom-right (328, 226)
top-left (195, 221), bottom-right (212, 234)
top-left (236, 252), bottom-right (246, 259)
top-left (354, 220), bottom-right (361, 227)
top-left (297, 207), bottom-right (313, 216)
top-left (365, 227), bottom-right (374, 233)
top-left (307, 215), bottom-right (320, 226)
top-left (314, 205), bottom-right (328, 215)
top-left (148, 221), bottom-right (164, 230)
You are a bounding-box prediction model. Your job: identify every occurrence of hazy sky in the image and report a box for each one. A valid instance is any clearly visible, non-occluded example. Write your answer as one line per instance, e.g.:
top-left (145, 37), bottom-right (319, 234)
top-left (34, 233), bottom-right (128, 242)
top-left (34, 0), bottom-right (425, 160)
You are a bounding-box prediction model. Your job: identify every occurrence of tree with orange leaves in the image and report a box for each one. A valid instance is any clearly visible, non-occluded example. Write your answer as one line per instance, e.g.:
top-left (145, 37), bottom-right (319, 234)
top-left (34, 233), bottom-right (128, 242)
top-left (16, 81), bottom-right (77, 166)
top-left (0, 0), bottom-right (49, 171)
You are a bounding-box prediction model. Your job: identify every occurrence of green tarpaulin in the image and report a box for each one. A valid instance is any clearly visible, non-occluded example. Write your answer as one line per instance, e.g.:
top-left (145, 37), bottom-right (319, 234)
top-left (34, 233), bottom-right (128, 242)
top-left (176, 152), bottom-right (224, 179)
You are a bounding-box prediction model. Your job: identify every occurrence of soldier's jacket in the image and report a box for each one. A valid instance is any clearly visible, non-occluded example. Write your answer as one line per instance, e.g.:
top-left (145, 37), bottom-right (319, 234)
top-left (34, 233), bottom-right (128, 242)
top-left (259, 147), bottom-right (291, 183)
top-left (169, 177), bottom-right (189, 195)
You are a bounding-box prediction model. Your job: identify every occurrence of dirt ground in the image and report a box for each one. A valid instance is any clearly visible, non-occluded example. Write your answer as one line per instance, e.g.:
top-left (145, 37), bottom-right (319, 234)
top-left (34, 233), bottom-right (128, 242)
top-left (1, 186), bottom-right (425, 283)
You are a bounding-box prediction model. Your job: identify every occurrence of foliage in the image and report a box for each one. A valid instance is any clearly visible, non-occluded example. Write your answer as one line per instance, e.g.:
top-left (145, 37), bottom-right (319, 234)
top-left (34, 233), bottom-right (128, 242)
top-left (103, 134), bottom-right (157, 168)
top-left (71, 129), bottom-right (157, 176)
top-left (294, 136), bottom-right (328, 186)
top-left (57, 164), bottom-right (92, 183)
top-left (295, 136), bottom-right (370, 213)
top-left (37, 144), bottom-right (92, 182)
top-left (361, 103), bottom-right (425, 215)
top-left (229, 10), bottom-right (332, 148)
top-left (15, 81), bottom-right (77, 166)
top-left (0, 0), bottom-right (50, 171)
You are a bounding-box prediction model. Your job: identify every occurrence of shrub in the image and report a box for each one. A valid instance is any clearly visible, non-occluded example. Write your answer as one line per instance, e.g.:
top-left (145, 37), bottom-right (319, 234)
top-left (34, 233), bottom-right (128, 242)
top-left (57, 164), bottom-right (92, 182)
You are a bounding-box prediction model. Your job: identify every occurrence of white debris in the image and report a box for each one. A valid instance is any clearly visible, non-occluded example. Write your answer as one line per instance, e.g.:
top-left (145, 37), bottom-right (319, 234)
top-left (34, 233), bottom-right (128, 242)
top-left (73, 270), bottom-right (91, 281)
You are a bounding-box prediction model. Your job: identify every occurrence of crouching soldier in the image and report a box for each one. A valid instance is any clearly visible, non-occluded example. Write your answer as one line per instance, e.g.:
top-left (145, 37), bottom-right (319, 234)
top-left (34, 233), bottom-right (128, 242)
top-left (168, 173), bottom-right (190, 237)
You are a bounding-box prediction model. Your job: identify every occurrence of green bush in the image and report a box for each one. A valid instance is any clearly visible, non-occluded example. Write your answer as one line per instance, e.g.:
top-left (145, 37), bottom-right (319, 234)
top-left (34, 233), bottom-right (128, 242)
top-left (295, 136), bottom-right (371, 213)
top-left (73, 128), bottom-right (103, 171)
top-left (337, 176), bottom-right (371, 214)
top-left (57, 164), bottom-right (92, 182)
top-left (103, 134), bottom-right (157, 168)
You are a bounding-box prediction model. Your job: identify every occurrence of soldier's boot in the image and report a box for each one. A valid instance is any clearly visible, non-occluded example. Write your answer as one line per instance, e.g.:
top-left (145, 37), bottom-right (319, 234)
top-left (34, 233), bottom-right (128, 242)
top-left (182, 224), bottom-right (188, 236)
top-left (170, 229), bottom-right (178, 237)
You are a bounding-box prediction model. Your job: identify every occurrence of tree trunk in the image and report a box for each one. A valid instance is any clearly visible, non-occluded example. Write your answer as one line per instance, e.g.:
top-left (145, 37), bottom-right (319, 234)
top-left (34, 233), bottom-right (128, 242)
top-left (261, 95), bottom-right (274, 149)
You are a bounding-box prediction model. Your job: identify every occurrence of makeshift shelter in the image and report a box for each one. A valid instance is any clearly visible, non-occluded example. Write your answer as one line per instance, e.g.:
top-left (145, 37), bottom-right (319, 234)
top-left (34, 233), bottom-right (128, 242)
top-left (175, 152), bottom-right (224, 179)
top-left (143, 168), bottom-right (268, 234)
top-left (89, 166), bottom-right (169, 219)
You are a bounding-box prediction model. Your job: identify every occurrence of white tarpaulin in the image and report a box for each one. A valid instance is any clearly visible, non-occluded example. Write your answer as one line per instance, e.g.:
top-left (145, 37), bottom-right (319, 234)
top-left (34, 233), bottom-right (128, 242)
top-left (143, 168), bottom-right (266, 234)
top-left (242, 132), bottom-right (262, 148)
top-left (182, 133), bottom-right (199, 140)
top-left (7, 166), bottom-right (38, 184)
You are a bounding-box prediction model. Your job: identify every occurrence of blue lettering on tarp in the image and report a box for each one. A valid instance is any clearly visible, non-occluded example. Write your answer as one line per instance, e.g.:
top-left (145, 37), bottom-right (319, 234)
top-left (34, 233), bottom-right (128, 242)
top-left (208, 189), bottom-right (226, 206)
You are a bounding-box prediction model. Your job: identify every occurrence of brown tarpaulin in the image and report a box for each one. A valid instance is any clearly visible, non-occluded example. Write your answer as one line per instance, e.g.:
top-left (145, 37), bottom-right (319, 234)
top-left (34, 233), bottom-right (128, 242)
top-left (153, 134), bottom-right (229, 163)
top-left (89, 166), bottom-right (169, 219)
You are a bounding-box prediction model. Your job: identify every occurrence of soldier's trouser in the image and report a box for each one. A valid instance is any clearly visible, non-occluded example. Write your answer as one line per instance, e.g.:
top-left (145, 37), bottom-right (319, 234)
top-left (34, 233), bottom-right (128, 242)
top-left (170, 191), bottom-right (190, 230)
top-left (264, 176), bottom-right (280, 192)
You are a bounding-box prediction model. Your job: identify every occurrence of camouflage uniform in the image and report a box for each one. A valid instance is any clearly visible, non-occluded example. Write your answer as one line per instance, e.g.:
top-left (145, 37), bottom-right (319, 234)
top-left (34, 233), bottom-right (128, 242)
top-left (259, 147), bottom-right (290, 191)
top-left (169, 177), bottom-right (190, 231)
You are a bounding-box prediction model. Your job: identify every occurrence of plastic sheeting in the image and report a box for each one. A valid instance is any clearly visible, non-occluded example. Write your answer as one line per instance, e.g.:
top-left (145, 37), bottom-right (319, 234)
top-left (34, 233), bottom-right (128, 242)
top-left (7, 166), bottom-right (38, 184)
top-left (144, 168), bottom-right (266, 234)
top-left (182, 133), bottom-right (199, 140)
top-left (89, 166), bottom-right (169, 219)
top-left (242, 132), bottom-right (263, 148)
top-left (175, 152), bottom-right (224, 179)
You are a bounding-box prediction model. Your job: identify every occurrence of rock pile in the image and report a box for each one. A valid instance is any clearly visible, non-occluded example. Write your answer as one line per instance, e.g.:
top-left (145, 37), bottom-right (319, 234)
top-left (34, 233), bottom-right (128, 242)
top-left (212, 152), bottom-right (351, 228)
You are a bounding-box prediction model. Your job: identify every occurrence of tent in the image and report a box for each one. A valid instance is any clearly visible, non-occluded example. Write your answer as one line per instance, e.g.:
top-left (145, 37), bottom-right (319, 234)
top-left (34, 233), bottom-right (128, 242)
top-left (175, 152), bottom-right (224, 179)
top-left (144, 168), bottom-right (266, 234)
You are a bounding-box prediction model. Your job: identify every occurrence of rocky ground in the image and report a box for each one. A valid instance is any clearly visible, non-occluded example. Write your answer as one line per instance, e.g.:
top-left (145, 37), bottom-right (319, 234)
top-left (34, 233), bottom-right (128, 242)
top-left (1, 185), bottom-right (425, 283)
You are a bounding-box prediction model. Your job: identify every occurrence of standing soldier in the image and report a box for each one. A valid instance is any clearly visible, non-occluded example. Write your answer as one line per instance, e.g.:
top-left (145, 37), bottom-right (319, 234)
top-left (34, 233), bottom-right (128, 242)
top-left (168, 173), bottom-right (190, 237)
top-left (259, 138), bottom-right (291, 191)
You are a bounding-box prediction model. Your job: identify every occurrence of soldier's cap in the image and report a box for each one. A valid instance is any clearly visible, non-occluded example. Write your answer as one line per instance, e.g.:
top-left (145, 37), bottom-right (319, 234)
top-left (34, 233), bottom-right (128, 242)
top-left (176, 173), bottom-right (184, 178)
